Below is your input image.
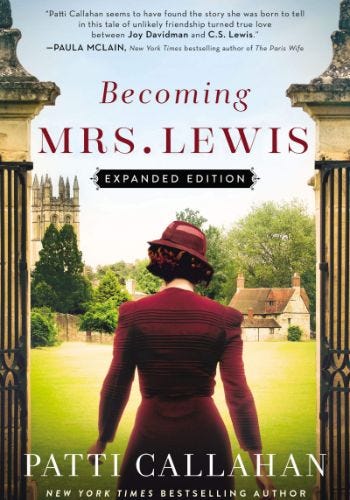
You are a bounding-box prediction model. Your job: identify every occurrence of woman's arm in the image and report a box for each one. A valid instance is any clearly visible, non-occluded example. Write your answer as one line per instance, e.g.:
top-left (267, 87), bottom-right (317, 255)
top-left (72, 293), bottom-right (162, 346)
top-left (219, 308), bottom-right (277, 495)
top-left (219, 307), bottom-right (262, 453)
top-left (97, 301), bottom-right (136, 444)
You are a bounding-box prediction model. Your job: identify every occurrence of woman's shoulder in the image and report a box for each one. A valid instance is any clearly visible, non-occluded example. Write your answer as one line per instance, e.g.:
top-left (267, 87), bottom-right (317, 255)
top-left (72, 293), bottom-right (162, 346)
top-left (199, 295), bottom-right (243, 326)
top-left (118, 300), bottom-right (136, 317)
top-left (222, 304), bottom-right (243, 327)
top-left (119, 290), bottom-right (243, 326)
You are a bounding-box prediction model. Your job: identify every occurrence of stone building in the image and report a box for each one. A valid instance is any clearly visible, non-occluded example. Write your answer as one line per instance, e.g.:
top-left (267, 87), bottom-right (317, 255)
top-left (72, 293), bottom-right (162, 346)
top-left (229, 273), bottom-right (311, 341)
top-left (125, 278), bottom-right (148, 300)
top-left (31, 174), bottom-right (80, 265)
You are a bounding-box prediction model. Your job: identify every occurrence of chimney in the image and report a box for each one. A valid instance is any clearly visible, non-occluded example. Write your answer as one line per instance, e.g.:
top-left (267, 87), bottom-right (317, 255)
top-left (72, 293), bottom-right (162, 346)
top-left (248, 307), bottom-right (254, 319)
top-left (125, 279), bottom-right (136, 297)
top-left (236, 273), bottom-right (245, 290)
top-left (292, 272), bottom-right (301, 288)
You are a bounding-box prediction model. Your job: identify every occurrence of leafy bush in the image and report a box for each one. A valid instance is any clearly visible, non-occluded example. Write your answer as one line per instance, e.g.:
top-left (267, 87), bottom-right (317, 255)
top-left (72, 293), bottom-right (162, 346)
top-left (287, 325), bottom-right (302, 342)
top-left (79, 299), bottom-right (118, 334)
top-left (31, 307), bottom-right (58, 348)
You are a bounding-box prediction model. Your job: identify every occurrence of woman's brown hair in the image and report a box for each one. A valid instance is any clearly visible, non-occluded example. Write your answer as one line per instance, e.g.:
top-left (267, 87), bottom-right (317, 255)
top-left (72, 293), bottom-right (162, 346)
top-left (147, 244), bottom-right (213, 286)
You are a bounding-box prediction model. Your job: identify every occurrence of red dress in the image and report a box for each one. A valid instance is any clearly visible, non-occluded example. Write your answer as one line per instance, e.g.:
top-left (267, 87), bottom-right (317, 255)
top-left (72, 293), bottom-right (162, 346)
top-left (98, 287), bottom-right (261, 496)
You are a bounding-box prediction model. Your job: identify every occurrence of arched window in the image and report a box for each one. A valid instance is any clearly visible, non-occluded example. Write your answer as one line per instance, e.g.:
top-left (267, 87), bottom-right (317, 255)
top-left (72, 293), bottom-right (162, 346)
top-left (51, 214), bottom-right (58, 224)
top-left (65, 215), bottom-right (71, 224)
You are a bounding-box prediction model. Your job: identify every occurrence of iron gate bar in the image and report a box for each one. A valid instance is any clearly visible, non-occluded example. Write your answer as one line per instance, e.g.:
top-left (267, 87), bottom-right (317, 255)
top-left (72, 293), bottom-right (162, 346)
top-left (337, 168), bottom-right (342, 351)
top-left (19, 168), bottom-right (28, 500)
top-left (0, 162), bottom-right (32, 500)
top-left (8, 167), bottom-right (12, 496)
top-left (0, 166), bottom-right (5, 499)
top-left (13, 170), bottom-right (19, 500)
top-left (1, 166), bottom-right (4, 353)
top-left (317, 161), bottom-right (350, 500)
top-left (329, 168), bottom-right (334, 496)
top-left (345, 166), bottom-right (350, 500)
top-left (336, 168), bottom-right (342, 496)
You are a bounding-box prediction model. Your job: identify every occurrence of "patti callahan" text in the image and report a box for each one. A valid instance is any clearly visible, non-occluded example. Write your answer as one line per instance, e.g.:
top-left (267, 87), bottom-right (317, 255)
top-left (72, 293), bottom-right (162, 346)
top-left (25, 453), bottom-right (326, 478)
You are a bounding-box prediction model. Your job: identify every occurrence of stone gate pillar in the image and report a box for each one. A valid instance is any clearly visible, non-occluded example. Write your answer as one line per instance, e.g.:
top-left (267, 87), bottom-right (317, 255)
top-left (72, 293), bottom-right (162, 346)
top-left (0, 1), bottom-right (60, 499)
top-left (287, 1), bottom-right (350, 499)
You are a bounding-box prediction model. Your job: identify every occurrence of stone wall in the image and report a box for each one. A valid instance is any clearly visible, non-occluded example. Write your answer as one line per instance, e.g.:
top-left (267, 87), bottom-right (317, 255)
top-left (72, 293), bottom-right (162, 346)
top-left (55, 313), bottom-right (114, 344)
top-left (243, 312), bottom-right (310, 341)
top-left (242, 328), bottom-right (277, 342)
top-left (282, 288), bottom-right (311, 339)
top-left (278, 312), bottom-right (311, 340)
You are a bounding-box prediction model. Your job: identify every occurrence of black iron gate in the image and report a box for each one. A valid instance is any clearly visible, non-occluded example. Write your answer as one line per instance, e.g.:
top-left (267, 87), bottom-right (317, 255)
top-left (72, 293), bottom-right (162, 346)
top-left (317, 161), bottom-right (350, 500)
top-left (0, 162), bottom-right (32, 500)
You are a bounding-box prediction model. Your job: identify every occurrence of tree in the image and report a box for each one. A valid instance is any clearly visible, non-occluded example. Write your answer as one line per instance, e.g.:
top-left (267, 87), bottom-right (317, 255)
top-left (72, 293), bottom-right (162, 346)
top-left (60, 224), bottom-right (84, 275)
top-left (94, 270), bottom-right (130, 305)
top-left (32, 224), bottom-right (92, 313)
top-left (133, 259), bottom-right (162, 294)
top-left (196, 225), bottom-right (232, 302)
top-left (79, 299), bottom-right (118, 337)
top-left (226, 201), bottom-right (316, 320)
top-left (32, 225), bottom-right (62, 292)
top-left (96, 261), bottom-right (134, 285)
top-left (80, 271), bottom-right (130, 339)
top-left (176, 208), bottom-right (207, 230)
top-left (176, 208), bottom-right (231, 303)
top-left (59, 275), bottom-right (92, 314)
top-left (31, 281), bottom-right (58, 310)
top-left (31, 307), bottom-right (58, 348)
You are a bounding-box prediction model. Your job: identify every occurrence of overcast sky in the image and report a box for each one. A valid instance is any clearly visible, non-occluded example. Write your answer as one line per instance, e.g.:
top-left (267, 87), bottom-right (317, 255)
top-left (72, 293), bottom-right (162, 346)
top-left (11, 0), bottom-right (340, 267)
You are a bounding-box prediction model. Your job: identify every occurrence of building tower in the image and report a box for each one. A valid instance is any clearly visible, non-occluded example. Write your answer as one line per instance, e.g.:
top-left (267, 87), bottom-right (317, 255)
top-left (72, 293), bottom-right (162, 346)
top-left (31, 174), bottom-right (80, 266)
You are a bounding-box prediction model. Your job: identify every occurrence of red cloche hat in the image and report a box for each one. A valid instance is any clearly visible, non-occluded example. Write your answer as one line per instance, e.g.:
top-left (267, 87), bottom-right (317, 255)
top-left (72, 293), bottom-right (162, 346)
top-left (148, 220), bottom-right (213, 271)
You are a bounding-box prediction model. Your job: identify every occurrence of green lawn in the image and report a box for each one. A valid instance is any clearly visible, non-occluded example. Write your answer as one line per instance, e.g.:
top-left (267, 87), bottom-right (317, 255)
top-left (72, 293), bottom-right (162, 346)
top-left (31, 341), bottom-right (317, 498)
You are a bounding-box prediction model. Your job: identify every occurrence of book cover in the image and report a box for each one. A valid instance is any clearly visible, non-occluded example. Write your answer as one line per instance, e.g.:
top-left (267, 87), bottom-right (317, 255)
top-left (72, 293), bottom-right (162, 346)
top-left (1, 1), bottom-right (348, 499)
